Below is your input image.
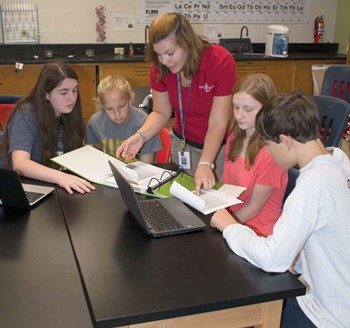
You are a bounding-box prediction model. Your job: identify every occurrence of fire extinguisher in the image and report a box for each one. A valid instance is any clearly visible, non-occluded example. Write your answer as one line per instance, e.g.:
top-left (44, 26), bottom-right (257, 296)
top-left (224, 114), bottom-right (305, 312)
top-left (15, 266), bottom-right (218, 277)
top-left (314, 15), bottom-right (324, 43)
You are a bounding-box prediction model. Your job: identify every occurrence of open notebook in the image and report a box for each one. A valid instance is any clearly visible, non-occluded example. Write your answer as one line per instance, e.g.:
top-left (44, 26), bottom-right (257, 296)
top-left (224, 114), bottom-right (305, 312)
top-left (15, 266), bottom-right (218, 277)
top-left (0, 168), bottom-right (55, 208)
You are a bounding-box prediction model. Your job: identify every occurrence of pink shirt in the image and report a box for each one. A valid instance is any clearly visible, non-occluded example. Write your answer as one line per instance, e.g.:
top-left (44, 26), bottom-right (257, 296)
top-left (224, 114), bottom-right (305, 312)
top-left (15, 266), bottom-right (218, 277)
top-left (150, 44), bottom-right (236, 145)
top-left (222, 133), bottom-right (288, 236)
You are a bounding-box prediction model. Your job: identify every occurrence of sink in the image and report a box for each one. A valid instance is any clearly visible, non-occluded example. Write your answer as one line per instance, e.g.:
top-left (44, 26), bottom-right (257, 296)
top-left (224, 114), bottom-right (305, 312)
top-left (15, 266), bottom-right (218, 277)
top-left (233, 52), bottom-right (266, 58)
top-left (131, 54), bottom-right (146, 59)
top-left (241, 52), bottom-right (265, 56)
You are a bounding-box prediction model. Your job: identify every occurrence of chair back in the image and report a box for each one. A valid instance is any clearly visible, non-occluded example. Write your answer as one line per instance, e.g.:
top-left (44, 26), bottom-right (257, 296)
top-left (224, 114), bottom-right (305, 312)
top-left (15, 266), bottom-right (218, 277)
top-left (320, 65), bottom-right (350, 102)
top-left (347, 33), bottom-right (350, 65)
top-left (0, 95), bottom-right (22, 104)
top-left (311, 95), bottom-right (350, 148)
top-left (283, 168), bottom-right (299, 204)
top-left (0, 103), bottom-right (16, 131)
top-left (320, 65), bottom-right (350, 141)
top-left (155, 127), bottom-right (171, 163)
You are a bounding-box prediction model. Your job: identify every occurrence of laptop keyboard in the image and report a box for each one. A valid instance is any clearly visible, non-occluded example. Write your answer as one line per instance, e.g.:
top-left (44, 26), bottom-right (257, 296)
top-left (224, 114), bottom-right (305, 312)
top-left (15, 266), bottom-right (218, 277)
top-left (25, 191), bottom-right (45, 204)
top-left (139, 200), bottom-right (183, 232)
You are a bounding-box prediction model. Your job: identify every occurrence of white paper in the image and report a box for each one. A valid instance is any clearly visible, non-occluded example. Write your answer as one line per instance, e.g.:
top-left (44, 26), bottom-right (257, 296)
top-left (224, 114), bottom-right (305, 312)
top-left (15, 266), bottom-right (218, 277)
top-left (51, 145), bottom-right (176, 194)
top-left (113, 13), bottom-right (136, 31)
top-left (169, 181), bottom-right (244, 215)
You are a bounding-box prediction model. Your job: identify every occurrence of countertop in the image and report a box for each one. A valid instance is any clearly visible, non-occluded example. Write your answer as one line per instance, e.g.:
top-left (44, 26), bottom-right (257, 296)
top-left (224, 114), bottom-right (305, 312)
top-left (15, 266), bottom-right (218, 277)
top-left (0, 43), bottom-right (346, 65)
top-left (0, 52), bottom-right (346, 65)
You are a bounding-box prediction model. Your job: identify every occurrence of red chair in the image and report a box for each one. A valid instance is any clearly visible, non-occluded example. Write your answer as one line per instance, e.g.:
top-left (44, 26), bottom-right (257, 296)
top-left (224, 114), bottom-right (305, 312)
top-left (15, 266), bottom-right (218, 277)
top-left (155, 127), bottom-right (171, 163)
top-left (0, 103), bottom-right (16, 131)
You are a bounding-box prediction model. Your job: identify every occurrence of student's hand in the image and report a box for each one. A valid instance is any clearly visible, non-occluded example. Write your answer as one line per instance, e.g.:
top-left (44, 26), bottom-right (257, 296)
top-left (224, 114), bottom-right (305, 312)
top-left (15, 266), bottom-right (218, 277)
top-left (194, 164), bottom-right (216, 195)
top-left (116, 133), bottom-right (144, 160)
top-left (58, 172), bottom-right (96, 195)
top-left (210, 209), bottom-right (238, 232)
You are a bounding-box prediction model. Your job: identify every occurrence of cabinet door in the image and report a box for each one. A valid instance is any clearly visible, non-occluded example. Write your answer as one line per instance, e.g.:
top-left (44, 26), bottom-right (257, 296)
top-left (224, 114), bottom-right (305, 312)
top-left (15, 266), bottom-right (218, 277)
top-left (267, 62), bottom-right (295, 93)
top-left (235, 61), bottom-right (268, 81)
top-left (0, 64), bottom-right (42, 96)
top-left (235, 60), bottom-right (294, 93)
top-left (99, 63), bottom-right (151, 86)
top-left (294, 59), bottom-right (346, 96)
top-left (71, 64), bottom-right (97, 122)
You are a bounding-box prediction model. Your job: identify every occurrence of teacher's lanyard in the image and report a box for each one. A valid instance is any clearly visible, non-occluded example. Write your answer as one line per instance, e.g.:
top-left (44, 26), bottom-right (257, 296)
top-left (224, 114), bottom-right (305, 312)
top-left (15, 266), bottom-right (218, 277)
top-left (177, 73), bottom-right (192, 152)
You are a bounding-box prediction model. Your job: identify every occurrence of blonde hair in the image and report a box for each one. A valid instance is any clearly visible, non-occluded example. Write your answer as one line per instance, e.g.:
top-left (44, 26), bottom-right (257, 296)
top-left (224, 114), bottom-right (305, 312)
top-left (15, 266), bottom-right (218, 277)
top-left (227, 73), bottom-right (277, 169)
top-left (95, 75), bottom-right (135, 112)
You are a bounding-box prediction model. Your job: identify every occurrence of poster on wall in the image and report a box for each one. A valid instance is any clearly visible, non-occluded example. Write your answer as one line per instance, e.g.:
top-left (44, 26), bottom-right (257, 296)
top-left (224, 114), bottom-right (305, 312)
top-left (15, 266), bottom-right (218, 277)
top-left (136, 0), bottom-right (310, 24)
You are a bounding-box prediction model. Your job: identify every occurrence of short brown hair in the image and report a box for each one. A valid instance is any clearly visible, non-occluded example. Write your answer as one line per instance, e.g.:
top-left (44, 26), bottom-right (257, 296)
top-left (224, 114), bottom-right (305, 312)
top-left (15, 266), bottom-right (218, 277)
top-left (255, 90), bottom-right (320, 143)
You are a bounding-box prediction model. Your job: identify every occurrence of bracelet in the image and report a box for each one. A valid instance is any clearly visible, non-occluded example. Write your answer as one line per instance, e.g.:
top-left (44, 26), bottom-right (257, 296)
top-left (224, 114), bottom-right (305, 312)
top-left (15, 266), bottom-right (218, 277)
top-left (136, 130), bottom-right (147, 144)
top-left (198, 161), bottom-right (215, 170)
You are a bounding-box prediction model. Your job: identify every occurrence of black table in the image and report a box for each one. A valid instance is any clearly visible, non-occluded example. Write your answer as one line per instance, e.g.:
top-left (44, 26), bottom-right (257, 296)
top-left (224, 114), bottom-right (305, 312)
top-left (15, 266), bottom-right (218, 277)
top-left (57, 184), bottom-right (306, 328)
top-left (0, 187), bottom-right (93, 328)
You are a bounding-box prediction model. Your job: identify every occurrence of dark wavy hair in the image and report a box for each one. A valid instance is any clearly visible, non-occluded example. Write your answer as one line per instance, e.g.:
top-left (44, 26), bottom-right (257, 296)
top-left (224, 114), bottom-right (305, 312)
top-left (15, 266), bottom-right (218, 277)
top-left (255, 90), bottom-right (320, 143)
top-left (227, 73), bottom-right (277, 169)
top-left (146, 12), bottom-right (211, 81)
top-left (2, 62), bottom-right (85, 166)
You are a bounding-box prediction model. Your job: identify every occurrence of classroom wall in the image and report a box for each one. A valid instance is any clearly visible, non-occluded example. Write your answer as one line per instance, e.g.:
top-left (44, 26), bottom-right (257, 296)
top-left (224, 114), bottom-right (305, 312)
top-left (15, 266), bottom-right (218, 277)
top-left (335, 0), bottom-right (350, 54)
top-left (0, 0), bottom-right (346, 53)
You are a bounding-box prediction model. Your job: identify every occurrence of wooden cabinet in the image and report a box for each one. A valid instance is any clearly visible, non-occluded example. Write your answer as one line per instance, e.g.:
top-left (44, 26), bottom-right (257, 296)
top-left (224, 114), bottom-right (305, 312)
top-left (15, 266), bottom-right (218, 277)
top-left (70, 64), bottom-right (97, 122)
top-left (1, 58), bottom-right (346, 123)
top-left (235, 58), bottom-right (345, 95)
top-left (293, 59), bottom-right (345, 95)
top-left (0, 63), bottom-right (97, 122)
top-left (235, 60), bottom-right (295, 94)
top-left (267, 61), bottom-right (295, 93)
top-left (236, 61), bottom-right (268, 79)
top-left (99, 62), bottom-right (151, 86)
top-left (0, 64), bottom-right (42, 96)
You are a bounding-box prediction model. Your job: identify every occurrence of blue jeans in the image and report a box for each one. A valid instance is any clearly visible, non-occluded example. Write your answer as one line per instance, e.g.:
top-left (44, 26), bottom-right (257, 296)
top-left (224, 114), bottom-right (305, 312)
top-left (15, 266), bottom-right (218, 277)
top-left (281, 298), bottom-right (316, 328)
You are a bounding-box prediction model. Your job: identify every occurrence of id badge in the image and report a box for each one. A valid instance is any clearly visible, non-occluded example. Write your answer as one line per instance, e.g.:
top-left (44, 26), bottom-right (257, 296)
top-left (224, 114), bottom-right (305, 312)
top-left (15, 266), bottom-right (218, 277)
top-left (178, 149), bottom-right (191, 169)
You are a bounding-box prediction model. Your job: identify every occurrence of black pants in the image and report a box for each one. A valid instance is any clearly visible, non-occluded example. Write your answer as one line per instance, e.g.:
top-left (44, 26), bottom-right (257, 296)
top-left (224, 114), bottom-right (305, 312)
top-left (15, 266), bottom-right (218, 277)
top-left (281, 298), bottom-right (317, 328)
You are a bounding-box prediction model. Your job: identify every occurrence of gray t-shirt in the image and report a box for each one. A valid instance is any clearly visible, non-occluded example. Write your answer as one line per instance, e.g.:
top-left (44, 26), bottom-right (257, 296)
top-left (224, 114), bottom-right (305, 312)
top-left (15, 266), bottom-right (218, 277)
top-left (86, 106), bottom-right (162, 158)
top-left (7, 103), bottom-right (42, 164)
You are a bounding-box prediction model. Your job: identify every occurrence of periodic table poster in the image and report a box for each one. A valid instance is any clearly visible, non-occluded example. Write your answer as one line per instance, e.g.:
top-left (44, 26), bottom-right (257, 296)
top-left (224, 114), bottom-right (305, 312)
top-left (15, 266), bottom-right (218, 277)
top-left (136, 0), bottom-right (310, 24)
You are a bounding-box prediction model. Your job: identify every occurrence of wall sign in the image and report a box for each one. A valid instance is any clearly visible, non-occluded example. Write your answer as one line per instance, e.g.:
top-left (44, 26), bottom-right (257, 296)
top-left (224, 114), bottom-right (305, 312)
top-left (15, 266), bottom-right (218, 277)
top-left (137, 0), bottom-right (309, 24)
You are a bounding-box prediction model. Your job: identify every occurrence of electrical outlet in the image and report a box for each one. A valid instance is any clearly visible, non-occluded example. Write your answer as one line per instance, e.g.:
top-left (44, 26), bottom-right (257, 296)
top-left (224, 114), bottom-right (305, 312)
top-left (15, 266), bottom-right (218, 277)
top-left (114, 47), bottom-right (124, 55)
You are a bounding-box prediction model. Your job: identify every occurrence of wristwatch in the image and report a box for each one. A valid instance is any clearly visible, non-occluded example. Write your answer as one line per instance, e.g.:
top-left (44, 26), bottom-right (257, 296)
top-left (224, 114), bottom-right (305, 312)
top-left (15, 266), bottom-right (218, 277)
top-left (198, 161), bottom-right (215, 170)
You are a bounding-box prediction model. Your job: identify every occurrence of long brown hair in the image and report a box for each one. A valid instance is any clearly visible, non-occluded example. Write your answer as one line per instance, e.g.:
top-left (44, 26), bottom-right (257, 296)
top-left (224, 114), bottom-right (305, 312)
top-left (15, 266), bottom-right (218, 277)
top-left (2, 62), bottom-right (85, 166)
top-left (146, 12), bottom-right (211, 81)
top-left (227, 73), bottom-right (277, 169)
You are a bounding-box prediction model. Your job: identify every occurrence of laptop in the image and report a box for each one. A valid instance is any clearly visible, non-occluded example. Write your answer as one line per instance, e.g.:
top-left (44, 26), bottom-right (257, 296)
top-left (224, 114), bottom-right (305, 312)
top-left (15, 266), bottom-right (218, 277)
top-left (108, 161), bottom-right (206, 237)
top-left (0, 168), bottom-right (55, 208)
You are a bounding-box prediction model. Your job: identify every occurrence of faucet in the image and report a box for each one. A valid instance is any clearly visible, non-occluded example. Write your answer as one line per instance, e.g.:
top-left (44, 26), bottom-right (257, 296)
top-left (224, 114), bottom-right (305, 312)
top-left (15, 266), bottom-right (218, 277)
top-left (144, 25), bottom-right (150, 51)
top-left (238, 26), bottom-right (249, 56)
top-left (240, 25), bottom-right (249, 40)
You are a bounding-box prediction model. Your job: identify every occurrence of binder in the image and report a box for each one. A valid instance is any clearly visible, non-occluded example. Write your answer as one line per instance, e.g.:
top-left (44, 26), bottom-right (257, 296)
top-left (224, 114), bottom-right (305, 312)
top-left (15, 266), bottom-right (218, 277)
top-left (146, 170), bottom-right (179, 194)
